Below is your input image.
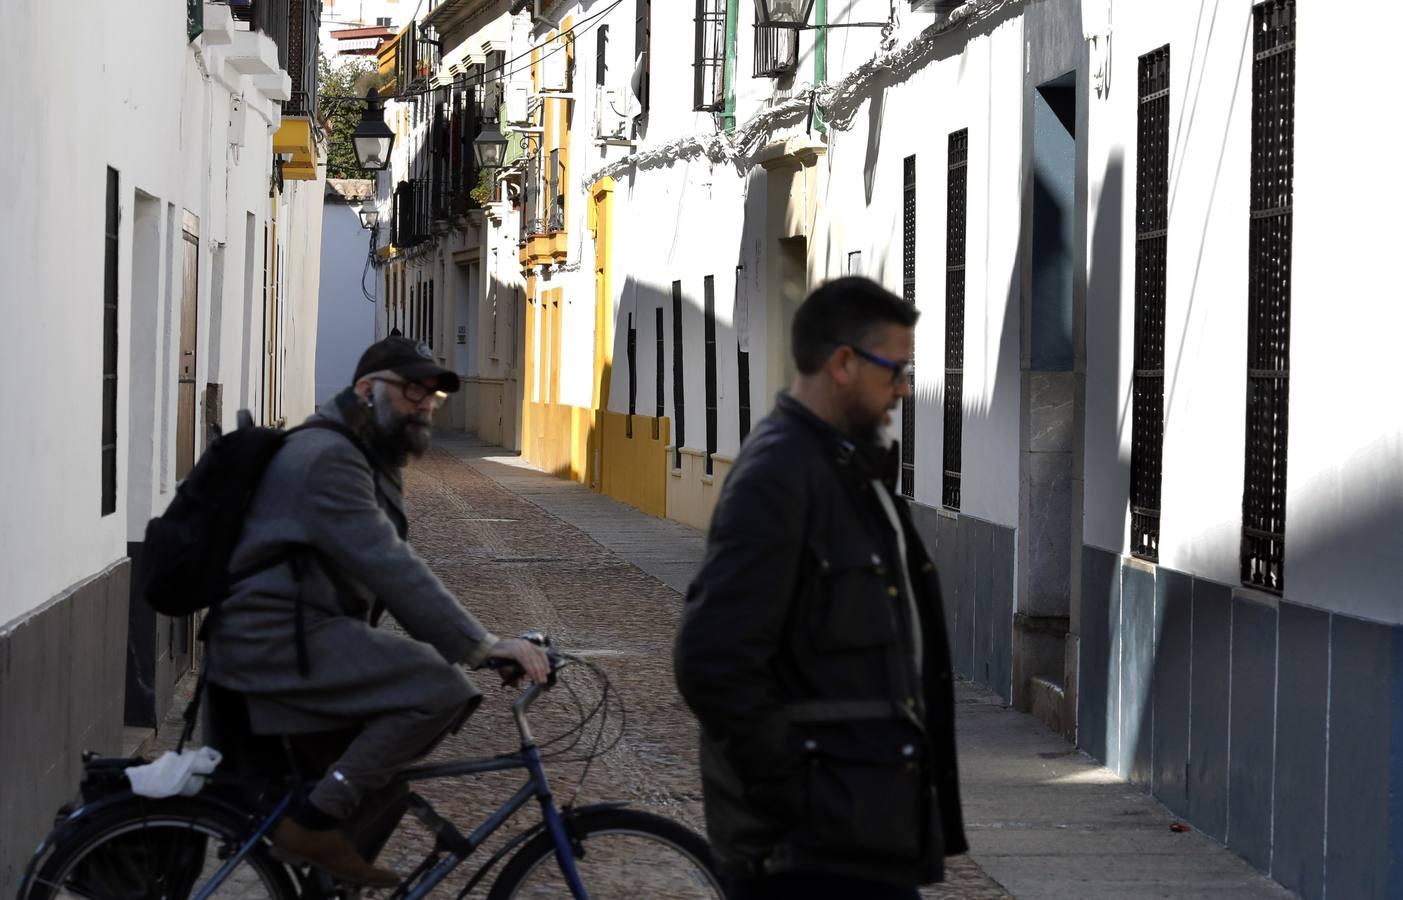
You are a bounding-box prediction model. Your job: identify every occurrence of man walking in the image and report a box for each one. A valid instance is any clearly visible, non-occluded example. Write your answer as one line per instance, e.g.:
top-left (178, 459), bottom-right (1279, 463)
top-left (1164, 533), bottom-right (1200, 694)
top-left (207, 336), bottom-right (549, 886)
top-left (674, 278), bottom-right (966, 899)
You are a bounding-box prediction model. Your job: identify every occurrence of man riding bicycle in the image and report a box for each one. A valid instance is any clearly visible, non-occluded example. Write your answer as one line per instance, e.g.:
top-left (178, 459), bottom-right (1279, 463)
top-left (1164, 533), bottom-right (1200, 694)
top-left (205, 337), bottom-right (549, 887)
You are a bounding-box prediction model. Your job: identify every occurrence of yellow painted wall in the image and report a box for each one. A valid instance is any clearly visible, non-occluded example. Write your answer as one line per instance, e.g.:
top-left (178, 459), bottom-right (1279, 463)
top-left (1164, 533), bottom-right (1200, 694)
top-left (523, 400), bottom-right (592, 484)
top-left (599, 412), bottom-right (670, 518)
top-left (667, 450), bottom-right (735, 531)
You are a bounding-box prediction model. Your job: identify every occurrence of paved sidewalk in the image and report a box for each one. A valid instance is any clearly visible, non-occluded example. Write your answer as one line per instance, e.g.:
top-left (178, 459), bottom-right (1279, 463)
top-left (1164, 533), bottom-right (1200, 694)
top-left (440, 433), bottom-right (1294, 900)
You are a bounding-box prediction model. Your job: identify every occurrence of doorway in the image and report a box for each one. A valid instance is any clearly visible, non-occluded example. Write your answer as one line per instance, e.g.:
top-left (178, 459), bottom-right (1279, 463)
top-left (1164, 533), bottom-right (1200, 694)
top-left (1016, 72), bottom-right (1078, 720)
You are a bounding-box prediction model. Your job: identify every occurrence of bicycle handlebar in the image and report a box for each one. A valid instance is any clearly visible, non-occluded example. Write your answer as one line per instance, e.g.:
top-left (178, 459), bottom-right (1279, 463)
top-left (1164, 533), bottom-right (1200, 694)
top-left (484, 632), bottom-right (567, 746)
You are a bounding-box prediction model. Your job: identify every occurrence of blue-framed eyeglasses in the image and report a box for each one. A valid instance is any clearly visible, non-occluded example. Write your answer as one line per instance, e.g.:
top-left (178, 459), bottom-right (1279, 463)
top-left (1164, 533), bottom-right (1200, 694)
top-left (850, 346), bottom-right (911, 385)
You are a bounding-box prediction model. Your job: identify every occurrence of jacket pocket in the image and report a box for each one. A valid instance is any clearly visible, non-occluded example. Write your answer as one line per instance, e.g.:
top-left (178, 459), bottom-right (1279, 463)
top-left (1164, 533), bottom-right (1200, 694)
top-left (794, 719), bottom-right (926, 861)
top-left (807, 541), bottom-right (899, 651)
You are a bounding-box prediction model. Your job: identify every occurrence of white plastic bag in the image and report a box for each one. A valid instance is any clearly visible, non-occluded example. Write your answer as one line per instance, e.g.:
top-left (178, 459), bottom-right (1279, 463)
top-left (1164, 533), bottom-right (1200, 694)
top-left (125, 747), bottom-right (223, 798)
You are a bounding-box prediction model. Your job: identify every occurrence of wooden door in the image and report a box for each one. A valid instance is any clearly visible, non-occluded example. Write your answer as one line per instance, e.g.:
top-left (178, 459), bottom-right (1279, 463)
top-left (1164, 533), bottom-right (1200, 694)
top-left (176, 212), bottom-right (199, 479)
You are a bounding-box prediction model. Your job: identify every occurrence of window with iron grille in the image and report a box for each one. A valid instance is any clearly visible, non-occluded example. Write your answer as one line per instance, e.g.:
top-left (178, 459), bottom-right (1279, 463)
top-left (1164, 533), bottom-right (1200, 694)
top-left (900, 155), bottom-right (917, 498)
top-left (753, 14), bottom-right (798, 78)
top-left (102, 167), bottom-right (119, 516)
top-left (431, 97), bottom-right (449, 221)
top-left (428, 280), bottom-right (435, 348)
top-left (636, 0), bottom-right (652, 125)
top-left (1129, 47), bottom-right (1170, 562)
top-left (943, 130), bottom-right (968, 510)
top-left (672, 281), bottom-right (686, 468)
top-left (548, 148), bottom-right (565, 232)
top-left (693, 0), bottom-right (727, 112)
top-left (655, 306), bottom-right (665, 440)
top-left (704, 275), bottom-right (718, 474)
top-left (626, 313), bottom-right (638, 436)
top-left (598, 25), bottom-right (610, 87)
top-left (1241, 0), bottom-right (1295, 594)
top-left (738, 344), bottom-right (752, 443)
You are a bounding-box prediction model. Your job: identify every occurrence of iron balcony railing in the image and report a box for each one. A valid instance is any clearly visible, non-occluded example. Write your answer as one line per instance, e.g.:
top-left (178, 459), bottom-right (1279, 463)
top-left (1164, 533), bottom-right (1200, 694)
top-left (391, 179), bottom-right (433, 248)
top-left (228, 0), bottom-right (320, 119)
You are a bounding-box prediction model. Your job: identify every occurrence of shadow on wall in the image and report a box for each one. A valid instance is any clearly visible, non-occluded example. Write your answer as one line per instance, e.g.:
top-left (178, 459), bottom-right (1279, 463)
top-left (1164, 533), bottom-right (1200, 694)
top-left (1080, 134), bottom-right (1402, 896)
top-left (921, 155), bottom-right (1027, 705)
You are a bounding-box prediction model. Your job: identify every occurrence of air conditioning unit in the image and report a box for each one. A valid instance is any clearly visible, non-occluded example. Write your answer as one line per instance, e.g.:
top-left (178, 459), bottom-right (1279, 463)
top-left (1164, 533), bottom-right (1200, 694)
top-left (504, 82), bottom-right (533, 125)
top-left (595, 85), bottom-right (639, 144)
top-left (539, 34), bottom-right (570, 92)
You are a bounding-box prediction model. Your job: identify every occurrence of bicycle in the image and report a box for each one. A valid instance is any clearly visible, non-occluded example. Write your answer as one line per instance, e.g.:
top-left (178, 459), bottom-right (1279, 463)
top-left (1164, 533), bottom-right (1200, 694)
top-left (16, 636), bottom-right (725, 900)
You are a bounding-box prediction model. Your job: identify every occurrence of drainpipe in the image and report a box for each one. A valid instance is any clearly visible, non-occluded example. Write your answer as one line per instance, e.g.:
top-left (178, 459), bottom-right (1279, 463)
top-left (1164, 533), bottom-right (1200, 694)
top-left (724, 0), bottom-right (740, 131)
top-left (813, 0), bottom-right (827, 134)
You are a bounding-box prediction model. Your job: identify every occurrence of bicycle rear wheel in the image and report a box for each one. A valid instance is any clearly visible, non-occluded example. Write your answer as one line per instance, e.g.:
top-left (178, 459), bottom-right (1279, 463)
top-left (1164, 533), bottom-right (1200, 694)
top-left (487, 807), bottom-right (724, 900)
top-left (22, 795), bottom-right (296, 900)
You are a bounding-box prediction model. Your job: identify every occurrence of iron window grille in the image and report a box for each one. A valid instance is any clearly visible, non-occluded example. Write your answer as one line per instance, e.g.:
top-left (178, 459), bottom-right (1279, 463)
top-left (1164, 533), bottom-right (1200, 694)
top-left (694, 0), bottom-right (727, 112)
top-left (704, 276), bottom-right (718, 475)
top-left (672, 282), bottom-right (687, 468)
top-left (431, 96), bottom-right (450, 222)
top-left (900, 154), bottom-right (917, 498)
top-left (548, 148), bottom-right (566, 232)
top-left (754, 14), bottom-right (798, 78)
top-left (522, 163), bottom-right (545, 239)
top-left (655, 307), bottom-right (665, 440)
top-left (626, 313), bottom-right (638, 437)
top-left (942, 130), bottom-right (968, 511)
top-left (738, 344), bottom-right (752, 443)
top-left (1130, 46), bottom-right (1170, 562)
top-left (636, 0), bottom-right (652, 126)
top-left (102, 167), bottom-right (119, 516)
top-left (1241, 0), bottom-right (1295, 594)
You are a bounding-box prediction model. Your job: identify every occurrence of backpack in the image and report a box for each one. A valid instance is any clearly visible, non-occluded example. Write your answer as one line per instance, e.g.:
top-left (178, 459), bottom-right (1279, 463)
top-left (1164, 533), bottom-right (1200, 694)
top-left (136, 410), bottom-right (383, 751)
top-left (135, 410), bottom-right (376, 618)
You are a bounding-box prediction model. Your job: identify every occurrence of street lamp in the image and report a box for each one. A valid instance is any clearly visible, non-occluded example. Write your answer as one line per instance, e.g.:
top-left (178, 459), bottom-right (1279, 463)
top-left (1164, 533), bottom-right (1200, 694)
top-left (352, 88), bottom-right (395, 172)
top-left (754, 0), bottom-right (817, 30)
top-left (473, 119), bottom-right (509, 169)
top-left (358, 198), bottom-right (380, 230)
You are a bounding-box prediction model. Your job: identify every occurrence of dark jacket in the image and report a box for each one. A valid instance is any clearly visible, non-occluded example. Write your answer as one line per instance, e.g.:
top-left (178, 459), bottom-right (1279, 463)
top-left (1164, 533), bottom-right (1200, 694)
top-left (674, 394), bottom-right (967, 885)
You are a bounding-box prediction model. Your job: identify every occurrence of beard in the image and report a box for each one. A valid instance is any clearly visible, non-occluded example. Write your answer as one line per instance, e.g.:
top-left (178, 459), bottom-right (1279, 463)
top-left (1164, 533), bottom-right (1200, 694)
top-left (848, 399), bottom-right (899, 447)
top-left (369, 385), bottom-right (433, 464)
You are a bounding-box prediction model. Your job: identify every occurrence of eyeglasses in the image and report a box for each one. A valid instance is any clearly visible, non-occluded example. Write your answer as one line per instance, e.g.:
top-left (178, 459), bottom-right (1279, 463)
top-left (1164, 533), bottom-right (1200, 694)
top-left (850, 346), bottom-right (911, 386)
top-left (370, 376), bottom-right (447, 407)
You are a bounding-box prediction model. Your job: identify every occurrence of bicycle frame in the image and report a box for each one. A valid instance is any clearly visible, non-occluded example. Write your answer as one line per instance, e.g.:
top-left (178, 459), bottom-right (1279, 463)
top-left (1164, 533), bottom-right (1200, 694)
top-left (191, 677), bottom-right (595, 900)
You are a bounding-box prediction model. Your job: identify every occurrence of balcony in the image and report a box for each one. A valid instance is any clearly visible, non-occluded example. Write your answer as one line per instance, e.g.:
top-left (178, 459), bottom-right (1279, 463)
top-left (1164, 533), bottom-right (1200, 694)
top-left (392, 179), bottom-right (433, 248)
top-left (229, 0), bottom-right (321, 118)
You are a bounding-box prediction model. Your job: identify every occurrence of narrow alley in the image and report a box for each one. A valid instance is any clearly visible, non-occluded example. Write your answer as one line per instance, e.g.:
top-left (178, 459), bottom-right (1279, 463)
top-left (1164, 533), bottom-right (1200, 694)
top-left (360, 434), bottom-right (1291, 899)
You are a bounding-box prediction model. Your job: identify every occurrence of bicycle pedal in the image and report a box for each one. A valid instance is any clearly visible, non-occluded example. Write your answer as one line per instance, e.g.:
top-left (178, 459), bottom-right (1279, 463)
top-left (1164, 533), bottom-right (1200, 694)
top-left (405, 792), bottom-right (472, 854)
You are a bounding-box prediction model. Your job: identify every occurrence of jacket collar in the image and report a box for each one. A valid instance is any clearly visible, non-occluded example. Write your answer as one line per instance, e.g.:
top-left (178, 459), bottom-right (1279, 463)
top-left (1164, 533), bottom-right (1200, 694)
top-left (773, 392), bottom-right (900, 491)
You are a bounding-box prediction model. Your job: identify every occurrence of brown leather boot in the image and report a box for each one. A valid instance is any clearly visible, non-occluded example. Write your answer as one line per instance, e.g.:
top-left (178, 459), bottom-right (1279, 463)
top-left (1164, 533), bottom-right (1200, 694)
top-left (271, 819), bottom-right (402, 888)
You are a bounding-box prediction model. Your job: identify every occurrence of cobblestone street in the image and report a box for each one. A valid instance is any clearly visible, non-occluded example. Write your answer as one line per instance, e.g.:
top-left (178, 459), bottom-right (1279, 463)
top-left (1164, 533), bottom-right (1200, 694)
top-left (374, 444), bottom-right (1013, 898)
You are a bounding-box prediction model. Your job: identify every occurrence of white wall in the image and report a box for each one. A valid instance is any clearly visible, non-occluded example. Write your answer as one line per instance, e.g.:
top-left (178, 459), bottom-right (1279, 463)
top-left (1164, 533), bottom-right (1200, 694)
top-left (1079, 1), bottom-right (1403, 623)
top-left (317, 201), bottom-right (379, 402)
top-left (0, 0), bottom-right (324, 627)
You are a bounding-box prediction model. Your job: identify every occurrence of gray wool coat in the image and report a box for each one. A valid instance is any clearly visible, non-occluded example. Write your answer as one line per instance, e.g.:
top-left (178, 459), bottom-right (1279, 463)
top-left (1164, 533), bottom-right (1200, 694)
top-left (206, 392), bottom-right (499, 734)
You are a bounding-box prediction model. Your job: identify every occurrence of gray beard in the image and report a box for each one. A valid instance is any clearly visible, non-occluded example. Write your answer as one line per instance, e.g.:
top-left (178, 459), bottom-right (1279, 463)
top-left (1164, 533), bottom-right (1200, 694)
top-left (370, 387), bottom-right (432, 464)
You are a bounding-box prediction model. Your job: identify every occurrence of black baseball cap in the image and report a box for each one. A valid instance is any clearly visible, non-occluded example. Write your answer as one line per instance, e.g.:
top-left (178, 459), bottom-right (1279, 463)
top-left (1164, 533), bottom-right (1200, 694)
top-left (352, 337), bottom-right (461, 393)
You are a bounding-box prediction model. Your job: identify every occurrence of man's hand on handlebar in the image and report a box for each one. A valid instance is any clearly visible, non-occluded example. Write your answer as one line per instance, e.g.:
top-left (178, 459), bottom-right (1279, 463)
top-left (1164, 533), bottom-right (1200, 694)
top-left (485, 637), bottom-right (552, 686)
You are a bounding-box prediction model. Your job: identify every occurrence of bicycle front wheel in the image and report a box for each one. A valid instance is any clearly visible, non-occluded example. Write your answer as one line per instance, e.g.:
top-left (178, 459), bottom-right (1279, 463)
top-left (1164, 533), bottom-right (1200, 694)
top-left (22, 795), bottom-right (296, 900)
top-left (488, 807), bottom-right (725, 900)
